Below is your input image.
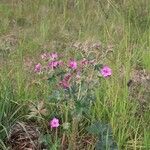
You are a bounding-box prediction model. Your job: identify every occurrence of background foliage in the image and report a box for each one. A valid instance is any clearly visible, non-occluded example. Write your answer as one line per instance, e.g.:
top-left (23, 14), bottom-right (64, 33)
top-left (0, 0), bottom-right (150, 149)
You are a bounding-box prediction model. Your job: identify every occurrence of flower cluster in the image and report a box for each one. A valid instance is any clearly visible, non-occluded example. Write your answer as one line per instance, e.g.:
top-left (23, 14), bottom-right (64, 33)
top-left (34, 52), bottom-right (112, 129)
top-left (34, 52), bottom-right (112, 89)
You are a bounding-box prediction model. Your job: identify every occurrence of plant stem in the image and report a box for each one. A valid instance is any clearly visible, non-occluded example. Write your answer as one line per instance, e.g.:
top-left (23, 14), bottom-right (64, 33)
top-left (69, 117), bottom-right (78, 150)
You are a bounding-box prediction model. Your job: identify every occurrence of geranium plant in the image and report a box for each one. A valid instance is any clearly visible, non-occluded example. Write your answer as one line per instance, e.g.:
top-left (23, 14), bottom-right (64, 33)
top-left (31, 51), bottom-right (112, 148)
top-left (33, 52), bottom-right (112, 119)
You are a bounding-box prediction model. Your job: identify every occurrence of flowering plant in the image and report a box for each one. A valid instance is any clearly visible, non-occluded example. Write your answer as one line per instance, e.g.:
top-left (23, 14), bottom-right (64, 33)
top-left (34, 52), bottom-right (112, 120)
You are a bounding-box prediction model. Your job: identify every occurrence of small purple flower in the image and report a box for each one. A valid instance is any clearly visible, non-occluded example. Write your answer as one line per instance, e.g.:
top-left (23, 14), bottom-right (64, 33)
top-left (34, 63), bottom-right (42, 73)
top-left (50, 117), bottom-right (60, 128)
top-left (60, 80), bottom-right (70, 89)
top-left (64, 73), bottom-right (72, 81)
top-left (69, 60), bottom-right (77, 69)
top-left (59, 73), bottom-right (72, 89)
top-left (100, 66), bottom-right (112, 77)
top-left (48, 61), bottom-right (59, 69)
top-left (49, 52), bottom-right (58, 60)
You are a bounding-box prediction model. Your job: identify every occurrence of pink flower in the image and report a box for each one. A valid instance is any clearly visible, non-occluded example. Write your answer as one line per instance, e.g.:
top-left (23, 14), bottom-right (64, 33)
top-left (59, 73), bottom-right (72, 89)
top-left (64, 73), bottom-right (72, 81)
top-left (34, 63), bottom-right (42, 73)
top-left (100, 66), bottom-right (112, 77)
top-left (60, 80), bottom-right (70, 89)
top-left (49, 52), bottom-right (58, 60)
top-left (50, 117), bottom-right (60, 128)
top-left (69, 60), bottom-right (77, 69)
top-left (48, 61), bottom-right (59, 69)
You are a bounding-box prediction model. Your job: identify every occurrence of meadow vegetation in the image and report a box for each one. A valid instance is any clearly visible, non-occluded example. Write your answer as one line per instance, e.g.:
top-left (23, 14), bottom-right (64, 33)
top-left (0, 0), bottom-right (150, 149)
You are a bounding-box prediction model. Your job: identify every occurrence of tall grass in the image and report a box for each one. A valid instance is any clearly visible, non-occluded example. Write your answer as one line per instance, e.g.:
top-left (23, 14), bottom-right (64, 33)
top-left (0, 0), bottom-right (150, 149)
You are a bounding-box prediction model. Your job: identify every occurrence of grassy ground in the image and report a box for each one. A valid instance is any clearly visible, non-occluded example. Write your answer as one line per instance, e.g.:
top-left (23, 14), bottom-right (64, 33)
top-left (0, 0), bottom-right (150, 149)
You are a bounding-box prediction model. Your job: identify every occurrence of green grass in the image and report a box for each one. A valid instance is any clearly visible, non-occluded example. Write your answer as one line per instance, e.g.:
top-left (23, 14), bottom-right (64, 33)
top-left (0, 0), bottom-right (150, 149)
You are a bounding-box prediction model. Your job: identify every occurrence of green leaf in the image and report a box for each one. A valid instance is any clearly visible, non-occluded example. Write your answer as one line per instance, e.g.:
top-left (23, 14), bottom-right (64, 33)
top-left (94, 64), bottom-right (103, 71)
top-left (47, 74), bottom-right (56, 83)
top-left (86, 121), bottom-right (102, 135)
top-left (86, 122), bottom-right (118, 150)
